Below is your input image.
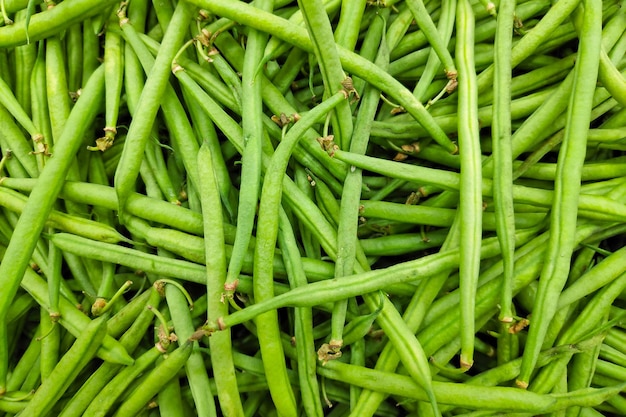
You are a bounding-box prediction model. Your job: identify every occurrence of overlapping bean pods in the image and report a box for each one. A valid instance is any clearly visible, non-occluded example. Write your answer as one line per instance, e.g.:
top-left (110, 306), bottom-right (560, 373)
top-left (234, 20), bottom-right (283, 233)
top-left (0, 0), bottom-right (624, 416)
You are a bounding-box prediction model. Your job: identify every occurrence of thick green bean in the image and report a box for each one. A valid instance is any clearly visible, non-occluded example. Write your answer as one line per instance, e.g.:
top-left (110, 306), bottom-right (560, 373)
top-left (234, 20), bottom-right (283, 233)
top-left (18, 314), bottom-right (107, 417)
top-left (252, 91), bottom-right (347, 417)
top-left (517, 0), bottom-right (602, 388)
top-left (455, 0), bottom-right (482, 370)
top-left (198, 141), bottom-right (242, 416)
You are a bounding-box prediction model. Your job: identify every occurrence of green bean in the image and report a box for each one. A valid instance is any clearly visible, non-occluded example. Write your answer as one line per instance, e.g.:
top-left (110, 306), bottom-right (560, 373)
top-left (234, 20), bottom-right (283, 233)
top-left (114, 1), bottom-right (194, 217)
top-left (39, 306), bottom-right (60, 381)
top-left (182, 86), bottom-right (236, 218)
top-left (454, 0), bottom-right (482, 370)
top-left (0, 187), bottom-right (128, 244)
top-left (0, 65), bottom-right (105, 392)
top-left (413, 0), bottom-right (456, 106)
top-left (50, 232), bottom-right (206, 283)
top-left (407, 0), bottom-right (457, 82)
top-left (252, 90), bottom-right (347, 417)
top-left (0, 104), bottom-right (38, 178)
top-left (491, 0), bottom-right (516, 337)
top-left (277, 207), bottom-right (324, 417)
top-left (83, 346), bottom-right (162, 417)
top-left (333, 0), bottom-right (366, 52)
top-left (18, 314), bottom-right (107, 417)
top-left (157, 373), bottom-right (185, 417)
top-left (320, 360), bottom-right (562, 413)
top-left (80, 16), bottom-right (100, 85)
top-left (299, 0), bottom-right (353, 150)
top-left (224, 0), bottom-right (271, 303)
top-left (186, 0), bottom-right (456, 153)
top-left (517, 0), bottom-right (602, 388)
top-left (0, 0), bottom-right (120, 47)
top-left (6, 326), bottom-right (40, 391)
top-left (112, 341), bottom-right (193, 417)
top-left (92, 11), bottom-right (124, 151)
top-left (330, 14), bottom-right (386, 351)
top-left (477, 0), bottom-right (583, 93)
top-left (198, 141), bottom-right (242, 416)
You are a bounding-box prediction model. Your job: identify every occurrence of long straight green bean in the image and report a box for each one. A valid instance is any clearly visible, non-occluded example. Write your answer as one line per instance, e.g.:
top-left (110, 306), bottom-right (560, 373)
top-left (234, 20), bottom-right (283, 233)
top-left (455, 0), bottom-right (482, 370)
top-left (517, 0), bottom-right (602, 388)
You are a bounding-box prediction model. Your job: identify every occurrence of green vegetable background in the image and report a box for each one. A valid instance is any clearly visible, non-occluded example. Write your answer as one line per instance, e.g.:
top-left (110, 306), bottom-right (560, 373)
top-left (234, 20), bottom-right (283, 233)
top-left (0, 0), bottom-right (625, 416)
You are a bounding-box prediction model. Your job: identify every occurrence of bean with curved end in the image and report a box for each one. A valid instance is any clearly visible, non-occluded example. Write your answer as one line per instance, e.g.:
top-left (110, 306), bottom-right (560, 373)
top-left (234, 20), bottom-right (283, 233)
top-left (18, 314), bottom-right (107, 417)
top-left (253, 90), bottom-right (347, 417)
top-left (0, 65), bottom-right (105, 392)
top-left (517, 0), bottom-right (602, 389)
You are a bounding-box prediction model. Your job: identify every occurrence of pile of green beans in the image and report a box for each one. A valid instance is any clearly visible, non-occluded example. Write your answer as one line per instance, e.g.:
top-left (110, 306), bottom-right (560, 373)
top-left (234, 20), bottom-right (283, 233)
top-left (0, 0), bottom-right (626, 415)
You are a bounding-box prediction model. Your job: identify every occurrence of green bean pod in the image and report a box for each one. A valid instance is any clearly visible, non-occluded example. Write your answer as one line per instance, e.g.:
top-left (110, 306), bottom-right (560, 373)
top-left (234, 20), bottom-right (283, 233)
top-left (225, 0), bottom-right (272, 300)
top-left (18, 314), bottom-right (108, 417)
top-left (517, 0), bottom-right (603, 388)
top-left (198, 141), bottom-right (244, 416)
top-left (455, 0), bottom-right (482, 370)
top-left (112, 342), bottom-right (193, 417)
